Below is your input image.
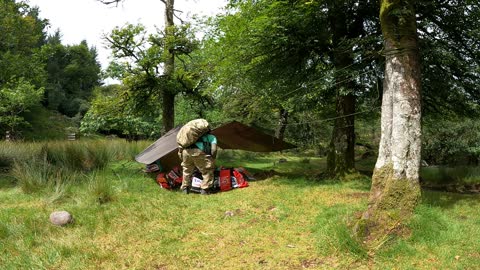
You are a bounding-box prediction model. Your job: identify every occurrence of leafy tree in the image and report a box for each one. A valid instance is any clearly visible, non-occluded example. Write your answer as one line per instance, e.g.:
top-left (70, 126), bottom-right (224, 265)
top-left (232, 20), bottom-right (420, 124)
top-left (423, 117), bottom-right (480, 166)
top-left (416, 1), bottom-right (480, 116)
top-left (0, 0), bottom-right (48, 87)
top-left (99, 0), bottom-right (198, 133)
top-left (203, 0), bottom-right (479, 175)
top-left (203, 0), bottom-right (381, 175)
top-left (80, 84), bottom-right (160, 139)
top-left (0, 0), bottom-right (48, 136)
top-left (0, 78), bottom-right (44, 135)
top-left (43, 34), bottom-right (101, 117)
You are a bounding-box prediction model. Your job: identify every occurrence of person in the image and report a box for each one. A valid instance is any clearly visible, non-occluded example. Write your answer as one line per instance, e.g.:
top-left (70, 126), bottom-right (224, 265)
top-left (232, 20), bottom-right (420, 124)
top-left (179, 131), bottom-right (217, 195)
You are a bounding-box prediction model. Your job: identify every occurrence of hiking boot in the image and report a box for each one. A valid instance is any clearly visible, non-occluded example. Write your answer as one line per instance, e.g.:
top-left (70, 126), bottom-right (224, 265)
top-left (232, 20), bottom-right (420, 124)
top-left (182, 188), bottom-right (189, 195)
top-left (200, 189), bottom-right (210, 195)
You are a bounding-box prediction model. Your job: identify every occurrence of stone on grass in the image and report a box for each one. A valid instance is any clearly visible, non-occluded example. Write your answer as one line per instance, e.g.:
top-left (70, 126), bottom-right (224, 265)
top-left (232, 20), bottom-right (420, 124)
top-left (49, 211), bottom-right (74, 226)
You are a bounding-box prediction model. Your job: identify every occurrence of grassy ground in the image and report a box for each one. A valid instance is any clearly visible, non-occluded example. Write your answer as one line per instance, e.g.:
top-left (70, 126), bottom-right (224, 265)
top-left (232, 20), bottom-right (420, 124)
top-left (0, 149), bottom-right (479, 269)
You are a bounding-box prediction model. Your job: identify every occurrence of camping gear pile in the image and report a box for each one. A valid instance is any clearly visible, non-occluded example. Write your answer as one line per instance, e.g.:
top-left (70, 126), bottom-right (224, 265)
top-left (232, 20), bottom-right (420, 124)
top-left (136, 119), bottom-right (296, 193)
top-left (152, 165), bottom-right (254, 193)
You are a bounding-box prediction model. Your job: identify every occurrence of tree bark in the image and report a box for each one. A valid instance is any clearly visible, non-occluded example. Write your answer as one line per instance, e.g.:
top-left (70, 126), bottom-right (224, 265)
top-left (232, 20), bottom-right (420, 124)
top-left (354, 0), bottom-right (422, 247)
top-left (275, 108), bottom-right (288, 141)
top-left (327, 92), bottom-right (355, 177)
top-left (162, 0), bottom-right (175, 132)
top-left (326, 1), bottom-right (356, 177)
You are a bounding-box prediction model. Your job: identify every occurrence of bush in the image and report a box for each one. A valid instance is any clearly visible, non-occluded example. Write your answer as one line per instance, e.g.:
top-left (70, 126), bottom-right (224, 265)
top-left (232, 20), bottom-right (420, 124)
top-left (422, 118), bottom-right (480, 165)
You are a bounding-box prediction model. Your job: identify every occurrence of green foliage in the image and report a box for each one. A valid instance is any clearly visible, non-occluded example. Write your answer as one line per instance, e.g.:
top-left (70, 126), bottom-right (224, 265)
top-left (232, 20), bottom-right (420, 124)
top-left (104, 22), bottom-right (203, 131)
top-left (80, 85), bottom-right (161, 139)
top-left (423, 117), bottom-right (480, 165)
top-left (0, 0), bottom-right (47, 87)
top-left (0, 0), bottom-right (48, 137)
top-left (417, 1), bottom-right (480, 116)
top-left (42, 35), bottom-right (101, 117)
top-left (0, 78), bottom-right (44, 135)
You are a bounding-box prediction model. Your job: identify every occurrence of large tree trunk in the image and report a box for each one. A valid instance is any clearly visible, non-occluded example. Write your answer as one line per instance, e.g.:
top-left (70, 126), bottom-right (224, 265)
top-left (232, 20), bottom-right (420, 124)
top-left (354, 0), bottom-right (422, 247)
top-left (162, 0), bottom-right (175, 132)
top-left (327, 92), bottom-right (355, 177)
top-left (326, 1), bottom-right (356, 177)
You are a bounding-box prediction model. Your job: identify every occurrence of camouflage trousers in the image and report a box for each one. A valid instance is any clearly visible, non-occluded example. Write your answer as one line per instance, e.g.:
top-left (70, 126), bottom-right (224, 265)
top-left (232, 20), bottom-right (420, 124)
top-left (180, 148), bottom-right (215, 190)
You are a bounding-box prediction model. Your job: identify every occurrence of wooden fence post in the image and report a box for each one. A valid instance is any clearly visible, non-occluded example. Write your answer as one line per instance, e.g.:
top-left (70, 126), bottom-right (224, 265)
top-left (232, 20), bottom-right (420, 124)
top-left (67, 133), bottom-right (76, 141)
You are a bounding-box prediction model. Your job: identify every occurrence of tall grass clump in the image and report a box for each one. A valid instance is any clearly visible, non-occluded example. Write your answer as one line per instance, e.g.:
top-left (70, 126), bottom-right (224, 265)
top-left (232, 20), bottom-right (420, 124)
top-left (105, 139), bottom-right (150, 161)
top-left (88, 171), bottom-right (115, 204)
top-left (0, 141), bottom-right (39, 171)
top-left (11, 157), bottom-right (80, 194)
top-left (39, 141), bottom-right (115, 172)
top-left (85, 141), bottom-right (114, 169)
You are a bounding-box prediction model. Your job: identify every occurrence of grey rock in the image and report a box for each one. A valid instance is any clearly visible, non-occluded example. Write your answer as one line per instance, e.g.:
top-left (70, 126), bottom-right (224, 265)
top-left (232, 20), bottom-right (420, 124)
top-left (49, 211), bottom-right (74, 226)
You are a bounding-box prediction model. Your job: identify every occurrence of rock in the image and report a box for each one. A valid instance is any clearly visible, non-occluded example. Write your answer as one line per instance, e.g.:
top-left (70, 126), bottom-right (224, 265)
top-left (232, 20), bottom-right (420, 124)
top-left (49, 211), bottom-right (74, 226)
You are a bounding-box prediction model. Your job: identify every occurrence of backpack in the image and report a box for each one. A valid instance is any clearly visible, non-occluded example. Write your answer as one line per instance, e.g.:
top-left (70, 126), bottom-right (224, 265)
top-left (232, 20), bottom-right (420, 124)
top-left (176, 119), bottom-right (211, 148)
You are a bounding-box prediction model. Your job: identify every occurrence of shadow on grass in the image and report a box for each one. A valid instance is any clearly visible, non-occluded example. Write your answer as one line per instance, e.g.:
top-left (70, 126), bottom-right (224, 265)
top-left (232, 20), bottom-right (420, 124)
top-left (0, 174), bottom-right (16, 190)
top-left (420, 190), bottom-right (480, 209)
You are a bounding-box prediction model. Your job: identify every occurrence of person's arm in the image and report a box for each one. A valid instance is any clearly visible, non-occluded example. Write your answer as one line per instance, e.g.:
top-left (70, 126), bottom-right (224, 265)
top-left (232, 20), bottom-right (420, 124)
top-left (211, 143), bottom-right (217, 159)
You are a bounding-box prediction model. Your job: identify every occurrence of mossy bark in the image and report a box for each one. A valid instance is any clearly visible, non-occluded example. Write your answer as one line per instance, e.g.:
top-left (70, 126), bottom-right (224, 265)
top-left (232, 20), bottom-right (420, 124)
top-left (355, 164), bottom-right (421, 247)
top-left (354, 0), bottom-right (422, 248)
top-left (162, 0), bottom-right (175, 132)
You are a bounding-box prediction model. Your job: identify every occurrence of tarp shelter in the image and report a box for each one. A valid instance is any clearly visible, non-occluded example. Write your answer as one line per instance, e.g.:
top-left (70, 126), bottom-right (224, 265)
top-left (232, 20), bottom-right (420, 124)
top-left (135, 121), bottom-right (296, 170)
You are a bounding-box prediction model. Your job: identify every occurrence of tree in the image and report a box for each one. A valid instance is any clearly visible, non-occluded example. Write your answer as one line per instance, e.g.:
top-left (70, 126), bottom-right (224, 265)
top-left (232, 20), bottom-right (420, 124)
top-left (99, 0), bottom-right (184, 132)
top-left (203, 0), bottom-right (381, 174)
top-left (162, 0), bottom-right (176, 131)
top-left (354, 0), bottom-right (422, 247)
top-left (0, 0), bottom-right (48, 136)
top-left (324, 0), bottom-right (378, 177)
top-left (80, 84), bottom-right (160, 139)
top-left (43, 36), bottom-right (101, 117)
top-left (0, 79), bottom-right (44, 135)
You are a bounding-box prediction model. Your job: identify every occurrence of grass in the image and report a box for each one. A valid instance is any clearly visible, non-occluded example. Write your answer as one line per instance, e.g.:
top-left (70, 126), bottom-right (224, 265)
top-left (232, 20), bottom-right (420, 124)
top-left (0, 144), bottom-right (479, 269)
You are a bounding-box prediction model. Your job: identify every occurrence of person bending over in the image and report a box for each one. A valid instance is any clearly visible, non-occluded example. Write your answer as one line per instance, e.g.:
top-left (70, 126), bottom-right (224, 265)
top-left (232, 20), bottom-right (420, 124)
top-left (179, 131), bottom-right (217, 195)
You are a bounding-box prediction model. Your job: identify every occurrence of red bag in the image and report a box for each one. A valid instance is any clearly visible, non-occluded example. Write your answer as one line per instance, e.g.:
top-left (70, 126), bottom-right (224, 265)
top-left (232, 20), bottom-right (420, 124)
top-left (156, 173), bottom-right (171, 189)
top-left (219, 169), bottom-right (232, 191)
top-left (233, 169), bottom-right (249, 188)
top-left (167, 166), bottom-right (183, 187)
top-left (235, 167), bottom-right (255, 180)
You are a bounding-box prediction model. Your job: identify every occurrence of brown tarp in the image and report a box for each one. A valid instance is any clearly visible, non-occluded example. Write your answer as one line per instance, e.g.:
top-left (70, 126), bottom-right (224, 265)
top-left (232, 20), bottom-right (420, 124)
top-left (135, 121), bottom-right (296, 169)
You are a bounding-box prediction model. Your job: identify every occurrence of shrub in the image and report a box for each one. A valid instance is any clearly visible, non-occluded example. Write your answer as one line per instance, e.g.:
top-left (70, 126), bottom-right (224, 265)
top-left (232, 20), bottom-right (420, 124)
top-left (423, 118), bottom-right (480, 165)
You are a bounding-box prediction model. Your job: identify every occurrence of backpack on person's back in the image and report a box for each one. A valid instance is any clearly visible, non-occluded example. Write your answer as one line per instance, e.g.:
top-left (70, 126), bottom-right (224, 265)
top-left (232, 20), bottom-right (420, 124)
top-left (176, 119), bottom-right (211, 148)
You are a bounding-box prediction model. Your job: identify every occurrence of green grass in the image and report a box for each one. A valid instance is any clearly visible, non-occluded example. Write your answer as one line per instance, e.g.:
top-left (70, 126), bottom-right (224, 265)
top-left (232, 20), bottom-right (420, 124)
top-left (0, 146), bottom-right (479, 269)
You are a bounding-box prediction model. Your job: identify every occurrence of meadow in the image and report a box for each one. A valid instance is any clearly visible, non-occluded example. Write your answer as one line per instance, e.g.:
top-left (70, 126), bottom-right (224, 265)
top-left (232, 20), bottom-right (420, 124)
top-left (0, 140), bottom-right (479, 269)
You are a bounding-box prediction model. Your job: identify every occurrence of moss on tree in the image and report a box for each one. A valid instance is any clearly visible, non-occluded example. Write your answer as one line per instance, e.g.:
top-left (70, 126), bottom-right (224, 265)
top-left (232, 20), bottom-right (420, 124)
top-left (354, 163), bottom-right (421, 249)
